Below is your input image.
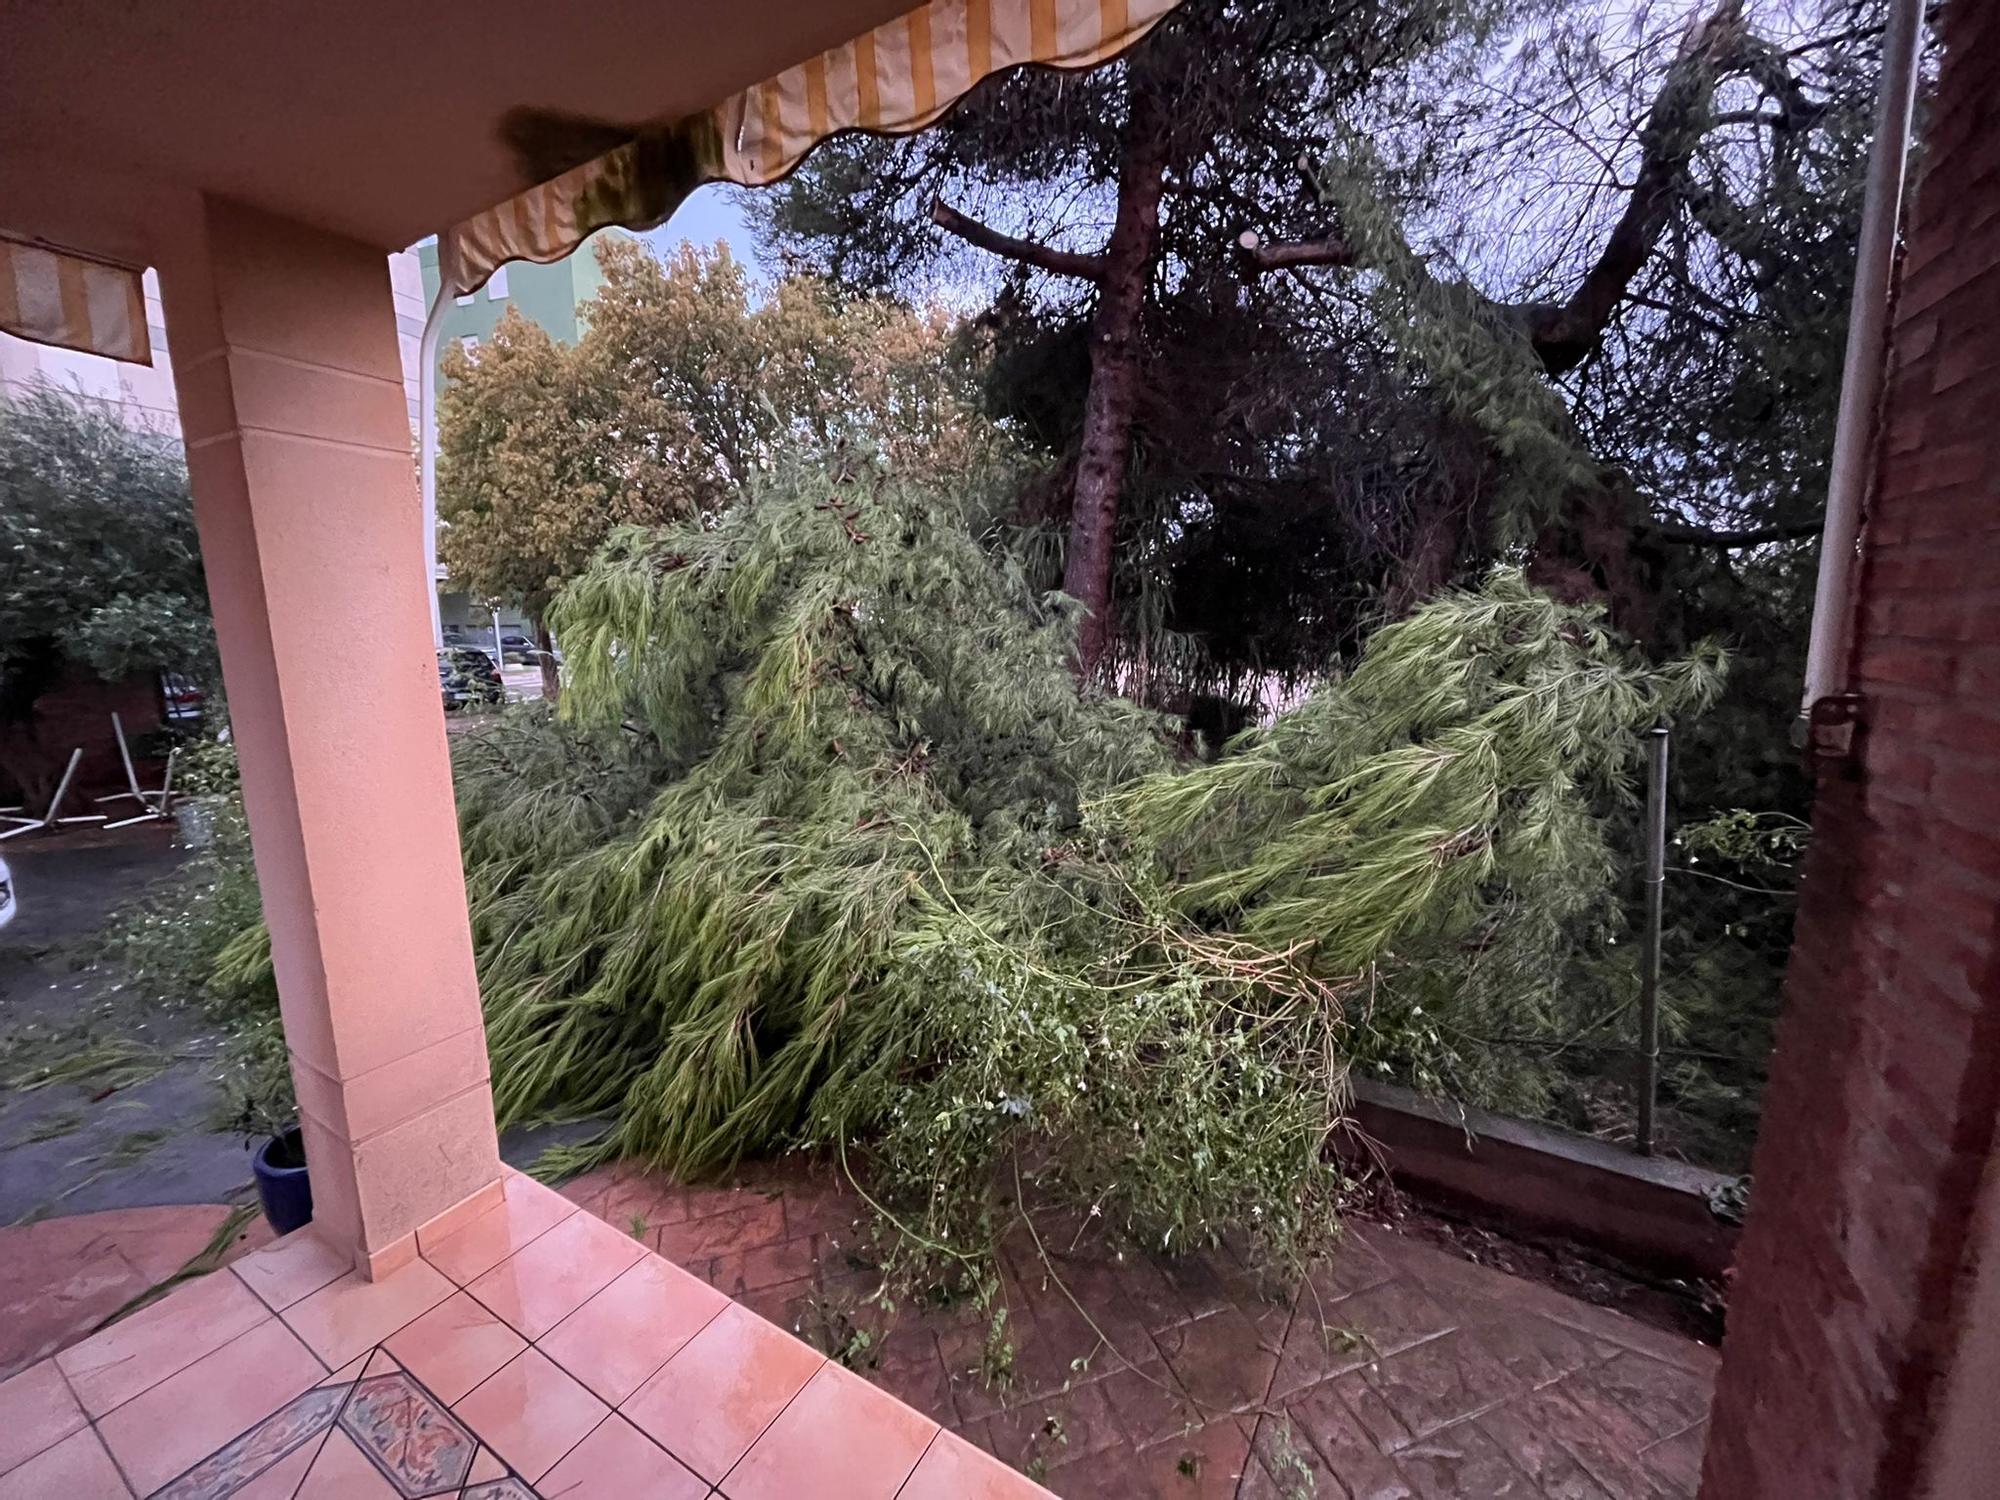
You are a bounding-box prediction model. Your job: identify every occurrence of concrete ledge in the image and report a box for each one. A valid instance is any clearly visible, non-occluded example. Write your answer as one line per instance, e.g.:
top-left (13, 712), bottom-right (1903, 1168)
top-left (1344, 1079), bottom-right (1740, 1283)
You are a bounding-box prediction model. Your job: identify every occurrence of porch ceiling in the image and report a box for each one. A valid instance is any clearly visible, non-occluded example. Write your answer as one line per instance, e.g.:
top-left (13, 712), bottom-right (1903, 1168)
top-left (0, 0), bottom-right (909, 251)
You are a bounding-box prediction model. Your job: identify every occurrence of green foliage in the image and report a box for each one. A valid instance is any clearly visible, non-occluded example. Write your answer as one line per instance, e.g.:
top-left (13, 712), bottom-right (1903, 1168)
top-left (464, 451), bottom-right (1169, 1182)
top-left (457, 459), bottom-right (1718, 1279)
top-left (0, 387), bottom-right (214, 794)
top-left (436, 239), bottom-right (1010, 625)
top-left (121, 451), bottom-right (1721, 1274)
top-left (108, 793), bottom-right (292, 1138)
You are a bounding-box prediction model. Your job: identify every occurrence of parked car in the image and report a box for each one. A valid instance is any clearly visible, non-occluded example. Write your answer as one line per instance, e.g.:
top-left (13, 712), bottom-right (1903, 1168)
top-left (160, 671), bottom-right (205, 722)
top-left (495, 632), bottom-right (560, 666)
top-left (438, 648), bottom-right (504, 710)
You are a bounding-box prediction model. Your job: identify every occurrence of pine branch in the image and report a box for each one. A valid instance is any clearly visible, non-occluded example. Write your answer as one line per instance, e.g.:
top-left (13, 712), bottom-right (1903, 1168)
top-left (1234, 229), bottom-right (1356, 275)
top-left (1509, 1), bottom-right (1775, 374)
top-left (930, 198), bottom-right (1109, 283)
top-left (1652, 518), bottom-right (1823, 547)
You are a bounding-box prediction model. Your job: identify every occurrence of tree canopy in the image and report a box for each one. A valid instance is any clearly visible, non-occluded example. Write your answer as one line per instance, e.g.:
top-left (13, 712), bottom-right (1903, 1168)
top-left (0, 387), bottom-right (212, 798)
top-left (434, 239), bottom-right (1008, 637)
top-left (755, 0), bottom-right (1886, 702)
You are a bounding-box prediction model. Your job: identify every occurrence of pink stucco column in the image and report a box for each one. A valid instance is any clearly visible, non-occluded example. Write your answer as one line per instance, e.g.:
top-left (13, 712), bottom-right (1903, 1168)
top-left (158, 196), bottom-right (502, 1278)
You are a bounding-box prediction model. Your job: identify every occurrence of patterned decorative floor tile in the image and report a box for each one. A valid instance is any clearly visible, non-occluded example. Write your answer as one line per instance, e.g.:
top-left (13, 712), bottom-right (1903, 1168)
top-left (462, 1481), bottom-right (539, 1500)
top-left (153, 1384), bottom-right (346, 1499)
top-left (339, 1368), bottom-right (478, 1497)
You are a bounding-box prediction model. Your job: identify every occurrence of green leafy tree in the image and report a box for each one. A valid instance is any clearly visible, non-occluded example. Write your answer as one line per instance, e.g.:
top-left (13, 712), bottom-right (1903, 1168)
top-left (435, 239), bottom-right (1007, 696)
top-left (0, 386), bottom-right (212, 801)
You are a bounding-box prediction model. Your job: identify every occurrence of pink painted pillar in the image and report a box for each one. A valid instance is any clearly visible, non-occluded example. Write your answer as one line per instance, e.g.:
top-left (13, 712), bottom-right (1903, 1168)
top-left (158, 196), bottom-right (502, 1278)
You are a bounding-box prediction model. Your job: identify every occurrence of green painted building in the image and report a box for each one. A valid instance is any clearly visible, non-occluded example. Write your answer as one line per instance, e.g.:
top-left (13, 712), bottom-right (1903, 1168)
top-left (415, 229), bottom-right (623, 388)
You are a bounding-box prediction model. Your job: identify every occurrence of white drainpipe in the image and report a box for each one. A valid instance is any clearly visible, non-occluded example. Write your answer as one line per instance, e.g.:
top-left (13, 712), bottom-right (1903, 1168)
top-left (1799, 0), bottom-right (1927, 717)
top-left (418, 274), bottom-right (450, 650)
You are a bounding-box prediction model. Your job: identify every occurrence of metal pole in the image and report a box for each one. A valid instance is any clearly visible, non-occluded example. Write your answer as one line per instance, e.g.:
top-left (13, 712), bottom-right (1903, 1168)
top-left (1799, 0), bottom-right (1926, 718)
top-left (1637, 722), bottom-right (1670, 1156)
top-left (419, 268), bottom-right (450, 651)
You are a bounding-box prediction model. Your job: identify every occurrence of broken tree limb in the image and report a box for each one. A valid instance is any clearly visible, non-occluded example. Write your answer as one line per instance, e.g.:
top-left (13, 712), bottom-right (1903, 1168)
top-left (930, 198), bottom-right (1109, 283)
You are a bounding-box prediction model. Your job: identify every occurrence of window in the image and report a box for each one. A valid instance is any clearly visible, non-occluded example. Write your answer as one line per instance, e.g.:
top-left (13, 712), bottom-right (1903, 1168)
top-left (487, 266), bottom-right (510, 300)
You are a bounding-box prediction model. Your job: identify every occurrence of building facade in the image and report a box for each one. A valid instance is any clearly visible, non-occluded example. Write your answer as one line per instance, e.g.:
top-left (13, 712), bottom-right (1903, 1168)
top-left (414, 231), bottom-right (625, 640)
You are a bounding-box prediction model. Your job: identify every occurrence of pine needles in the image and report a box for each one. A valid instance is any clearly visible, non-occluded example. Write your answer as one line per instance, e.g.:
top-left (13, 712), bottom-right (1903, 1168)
top-left (455, 454), bottom-right (1722, 1281)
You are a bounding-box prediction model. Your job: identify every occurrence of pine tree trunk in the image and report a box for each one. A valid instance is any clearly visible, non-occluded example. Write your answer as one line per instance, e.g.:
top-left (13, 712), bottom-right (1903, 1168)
top-left (1062, 79), bottom-right (1167, 680)
top-left (536, 620), bottom-right (561, 703)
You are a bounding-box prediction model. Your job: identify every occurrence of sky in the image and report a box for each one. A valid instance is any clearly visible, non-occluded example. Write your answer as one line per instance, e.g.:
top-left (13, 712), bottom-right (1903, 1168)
top-left (641, 184), bottom-right (768, 278)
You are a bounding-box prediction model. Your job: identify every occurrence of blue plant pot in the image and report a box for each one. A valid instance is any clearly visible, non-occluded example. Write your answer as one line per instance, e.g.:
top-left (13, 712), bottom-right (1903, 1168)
top-left (252, 1127), bottom-right (313, 1235)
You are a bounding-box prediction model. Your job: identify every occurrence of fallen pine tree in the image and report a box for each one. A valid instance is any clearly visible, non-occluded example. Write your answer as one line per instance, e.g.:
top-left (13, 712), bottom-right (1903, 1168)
top-left (442, 450), bottom-right (1722, 1276)
top-left (135, 448), bottom-right (1720, 1285)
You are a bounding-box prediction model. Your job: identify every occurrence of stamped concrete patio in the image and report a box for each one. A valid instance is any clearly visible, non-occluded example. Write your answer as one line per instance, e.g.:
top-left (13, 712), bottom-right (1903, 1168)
top-left (0, 1156), bottom-right (1711, 1499)
top-left (560, 1159), bottom-right (1716, 1499)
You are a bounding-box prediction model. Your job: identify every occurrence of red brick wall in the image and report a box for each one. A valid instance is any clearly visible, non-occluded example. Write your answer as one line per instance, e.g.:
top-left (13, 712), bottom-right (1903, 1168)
top-left (1700, 5), bottom-right (2000, 1496)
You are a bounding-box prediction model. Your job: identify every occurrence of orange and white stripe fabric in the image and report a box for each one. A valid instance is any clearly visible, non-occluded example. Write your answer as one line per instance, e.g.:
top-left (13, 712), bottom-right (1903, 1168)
top-left (441, 0), bottom-right (1182, 295)
top-left (0, 236), bottom-right (150, 364)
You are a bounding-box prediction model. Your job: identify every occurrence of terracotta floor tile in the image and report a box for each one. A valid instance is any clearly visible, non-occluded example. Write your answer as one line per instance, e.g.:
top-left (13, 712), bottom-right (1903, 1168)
top-left (468, 1444), bottom-right (509, 1483)
top-left (97, 1318), bottom-right (323, 1496)
top-left (724, 1360), bottom-right (938, 1500)
top-left (453, 1348), bottom-right (609, 1481)
top-left (147, 1382), bottom-right (349, 1498)
top-left (539, 1254), bottom-right (729, 1405)
top-left (467, 1208), bottom-right (647, 1340)
top-left (320, 1353), bottom-right (369, 1385)
top-left (621, 1301), bottom-right (824, 1483)
top-left (281, 1256), bottom-right (456, 1368)
top-left (57, 1268), bottom-right (271, 1417)
top-left (0, 1357), bottom-right (86, 1474)
top-left (226, 1432), bottom-right (326, 1500)
top-left (0, 1428), bottom-right (131, 1500)
top-left (424, 1171), bottom-right (579, 1285)
top-left (901, 1429), bottom-right (1054, 1499)
top-left (536, 1413), bottom-right (708, 1499)
top-left (294, 1428), bottom-right (402, 1498)
top-left (231, 1227), bottom-right (353, 1312)
top-left (383, 1291), bottom-right (528, 1404)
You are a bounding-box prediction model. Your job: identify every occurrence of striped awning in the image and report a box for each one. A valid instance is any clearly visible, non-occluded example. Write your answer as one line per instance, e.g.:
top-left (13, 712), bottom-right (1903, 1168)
top-left (0, 236), bottom-right (151, 364)
top-left (440, 0), bottom-right (1182, 295)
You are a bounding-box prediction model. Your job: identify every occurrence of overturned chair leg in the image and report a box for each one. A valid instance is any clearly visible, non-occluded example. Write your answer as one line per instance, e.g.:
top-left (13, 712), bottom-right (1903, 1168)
top-left (0, 748), bottom-right (105, 840)
top-left (107, 747), bottom-right (179, 829)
